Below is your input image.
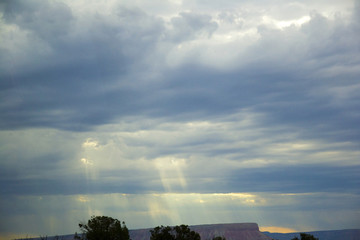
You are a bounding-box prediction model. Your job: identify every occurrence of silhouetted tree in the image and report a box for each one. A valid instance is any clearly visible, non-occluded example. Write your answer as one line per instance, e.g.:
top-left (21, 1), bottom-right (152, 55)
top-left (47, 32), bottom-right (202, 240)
top-left (150, 225), bottom-right (200, 240)
top-left (174, 225), bottom-right (201, 240)
top-left (291, 233), bottom-right (318, 240)
top-left (73, 232), bottom-right (81, 240)
top-left (78, 216), bottom-right (130, 240)
top-left (212, 236), bottom-right (226, 240)
top-left (151, 226), bottom-right (175, 240)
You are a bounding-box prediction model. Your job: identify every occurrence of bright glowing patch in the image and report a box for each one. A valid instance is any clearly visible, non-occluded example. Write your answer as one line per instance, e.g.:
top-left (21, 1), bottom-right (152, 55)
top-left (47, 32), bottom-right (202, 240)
top-left (80, 158), bottom-right (92, 165)
top-left (186, 121), bottom-right (213, 128)
top-left (77, 195), bottom-right (90, 202)
top-left (262, 15), bottom-right (310, 29)
top-left (268, 142), bottom-right (316, 153)
top-left (213, 193), bottom-right (266, 206)
top-left (82, 138), bottom-right (100, 149)
top-left (260, 226), bottom-right (298, 233)
top-left (279, 193), bottom-right (314, 196)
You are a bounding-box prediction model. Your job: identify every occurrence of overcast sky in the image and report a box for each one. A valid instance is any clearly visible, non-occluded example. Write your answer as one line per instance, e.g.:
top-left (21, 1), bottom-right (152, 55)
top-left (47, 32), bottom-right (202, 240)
top-left (1, 0), bottom-right (360, 239)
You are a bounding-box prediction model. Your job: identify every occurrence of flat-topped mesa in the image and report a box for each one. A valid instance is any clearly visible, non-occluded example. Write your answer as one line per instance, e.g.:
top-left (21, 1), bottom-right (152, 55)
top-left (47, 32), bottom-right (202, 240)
top-left (189, 223), bottom-right (271, 240)
top-left (191, 223), bottom-right (260, 231)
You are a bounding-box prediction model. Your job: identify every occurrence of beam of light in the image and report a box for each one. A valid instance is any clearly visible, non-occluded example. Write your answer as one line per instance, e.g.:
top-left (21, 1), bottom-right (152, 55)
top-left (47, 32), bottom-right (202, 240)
top-left (154, 157), bottom-right (187, 192)
top-left (151, 157), bottom-right (189, 224)
top-left (79, 138), bottom-right (101, 217)
top-left (80, 138), bottom-right (100, 181)
top-left (147, 196), bottom-right (181, 225)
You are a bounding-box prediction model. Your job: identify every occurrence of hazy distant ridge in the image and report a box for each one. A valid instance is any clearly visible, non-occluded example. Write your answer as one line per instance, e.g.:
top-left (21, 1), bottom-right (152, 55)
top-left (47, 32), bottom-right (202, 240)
top-left (263, 229), bottom-right (360, 240)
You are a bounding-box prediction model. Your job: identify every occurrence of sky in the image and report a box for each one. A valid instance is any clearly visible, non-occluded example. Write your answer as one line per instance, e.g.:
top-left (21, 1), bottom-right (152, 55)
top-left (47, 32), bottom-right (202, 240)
top-left (0, 0), bottom-right (360, 239)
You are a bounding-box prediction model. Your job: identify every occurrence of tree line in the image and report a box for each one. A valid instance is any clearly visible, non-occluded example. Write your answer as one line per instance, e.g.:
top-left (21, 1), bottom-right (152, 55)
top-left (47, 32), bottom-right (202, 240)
top-left (73, 215), bottom-right (318, 240)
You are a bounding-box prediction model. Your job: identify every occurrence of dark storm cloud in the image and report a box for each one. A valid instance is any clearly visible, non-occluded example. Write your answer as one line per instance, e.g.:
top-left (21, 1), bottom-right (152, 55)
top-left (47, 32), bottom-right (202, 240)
top-left (227, 164), bottom-right (360, 194)
top-left (172, 164), bottom-right (360, 194)
top-left (152, 63), bottom-right (359, 148)
top-left (0, 0), bottom-right (164, 130)
top-left (0, 0), bottom-right (359, 144)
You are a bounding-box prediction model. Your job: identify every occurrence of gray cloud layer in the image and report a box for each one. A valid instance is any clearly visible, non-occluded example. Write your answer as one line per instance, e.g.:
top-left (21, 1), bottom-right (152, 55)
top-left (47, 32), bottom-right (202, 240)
top-left (1, 0), bottom-right (358, 133)
top-left (0, 0), bottom-right (360, 237)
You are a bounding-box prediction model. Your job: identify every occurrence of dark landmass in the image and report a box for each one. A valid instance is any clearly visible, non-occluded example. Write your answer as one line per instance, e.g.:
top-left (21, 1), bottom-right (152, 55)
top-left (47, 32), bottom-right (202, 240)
top-left (17, 223), bottom-right (360, 240)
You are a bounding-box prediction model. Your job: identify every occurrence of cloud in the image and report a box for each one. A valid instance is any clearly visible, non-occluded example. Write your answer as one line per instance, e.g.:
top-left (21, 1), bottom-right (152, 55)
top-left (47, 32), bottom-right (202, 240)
top-left (165, 12), bottom-right (218, 42)
top-left (3, 0), bottom-right (73, 40)
top-left (1, 0), bottom-right (359, 137)
top-left (1, 124), bottom-right (359, 196)
top-left (0, 1), bottom-right (165, 130)
top-left (0, 0), bottom-right (360, 237)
